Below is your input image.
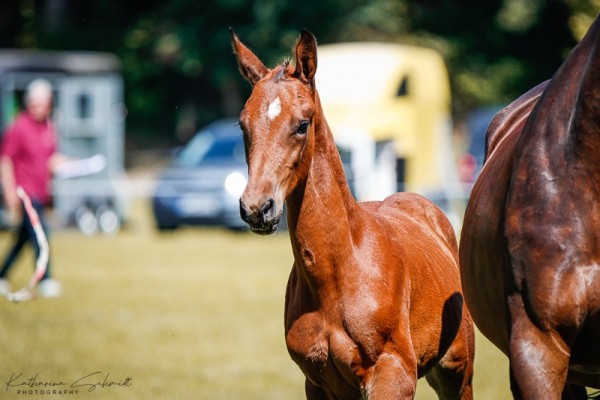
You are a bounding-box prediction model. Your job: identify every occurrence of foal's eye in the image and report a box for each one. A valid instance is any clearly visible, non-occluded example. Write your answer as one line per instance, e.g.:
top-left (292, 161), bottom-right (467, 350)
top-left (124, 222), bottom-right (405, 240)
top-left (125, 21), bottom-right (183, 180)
top-left (296, 120), bottom-right (310, 135)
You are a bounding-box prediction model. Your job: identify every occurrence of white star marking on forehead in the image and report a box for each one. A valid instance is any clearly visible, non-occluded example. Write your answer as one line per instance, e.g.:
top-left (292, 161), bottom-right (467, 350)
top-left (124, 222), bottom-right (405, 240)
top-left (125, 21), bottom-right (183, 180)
top-left (267, 97), bottom-right (281, 120)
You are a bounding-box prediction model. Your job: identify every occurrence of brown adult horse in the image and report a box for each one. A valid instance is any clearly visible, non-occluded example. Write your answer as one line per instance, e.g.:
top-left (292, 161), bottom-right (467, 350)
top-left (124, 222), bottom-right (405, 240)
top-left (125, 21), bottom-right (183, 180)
top-left (231, 29), bottom-right (474, 399)
top-left (460, 15), bottom-right (600, 399)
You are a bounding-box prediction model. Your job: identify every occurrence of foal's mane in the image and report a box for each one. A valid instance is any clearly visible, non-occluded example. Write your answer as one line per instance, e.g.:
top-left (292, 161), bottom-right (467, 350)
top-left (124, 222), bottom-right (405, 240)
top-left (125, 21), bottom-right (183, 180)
top-left (274, 59), bottom-right (293, 81)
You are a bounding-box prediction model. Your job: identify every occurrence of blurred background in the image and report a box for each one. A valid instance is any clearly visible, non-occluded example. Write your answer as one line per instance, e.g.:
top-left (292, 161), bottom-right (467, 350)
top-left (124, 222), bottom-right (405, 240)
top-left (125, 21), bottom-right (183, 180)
top-left (0, 1), bottom-right (599, 399)
top-left (1, 0), bottom-right (598, 232)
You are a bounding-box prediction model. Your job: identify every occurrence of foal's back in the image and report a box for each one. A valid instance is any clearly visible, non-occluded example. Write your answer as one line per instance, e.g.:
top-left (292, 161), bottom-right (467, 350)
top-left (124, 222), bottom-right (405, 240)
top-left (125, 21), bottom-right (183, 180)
top-left (361, 191), bottom-right (458, 262)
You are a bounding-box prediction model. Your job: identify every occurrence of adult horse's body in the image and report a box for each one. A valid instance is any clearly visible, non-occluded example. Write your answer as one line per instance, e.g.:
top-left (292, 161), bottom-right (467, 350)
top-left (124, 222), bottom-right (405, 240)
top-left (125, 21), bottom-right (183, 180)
top-left (460, 15), bottom-right (600, 399)
top-left (232, 29), bottom-right (474, 399)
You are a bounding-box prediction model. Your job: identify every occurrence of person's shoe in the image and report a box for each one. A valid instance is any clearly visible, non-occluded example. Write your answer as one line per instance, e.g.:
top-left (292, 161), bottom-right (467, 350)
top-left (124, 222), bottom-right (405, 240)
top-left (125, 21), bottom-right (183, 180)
top-left (37, 279), bottom-right (62, 298)
top-left (0, 279), bottom-right (10, 296)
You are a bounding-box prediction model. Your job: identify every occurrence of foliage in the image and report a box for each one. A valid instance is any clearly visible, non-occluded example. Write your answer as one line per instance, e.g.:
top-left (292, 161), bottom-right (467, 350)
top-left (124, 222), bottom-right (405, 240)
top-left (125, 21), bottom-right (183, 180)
top-left (2, 0), bottom-right (599, 146)
top-left (409, 1), bottom-right (579, 115)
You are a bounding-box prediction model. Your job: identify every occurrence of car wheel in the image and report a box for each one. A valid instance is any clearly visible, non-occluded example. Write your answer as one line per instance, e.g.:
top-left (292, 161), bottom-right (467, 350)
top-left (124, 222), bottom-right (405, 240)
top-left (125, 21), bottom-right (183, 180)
top-left (156, 220), bottom-right (178, 231)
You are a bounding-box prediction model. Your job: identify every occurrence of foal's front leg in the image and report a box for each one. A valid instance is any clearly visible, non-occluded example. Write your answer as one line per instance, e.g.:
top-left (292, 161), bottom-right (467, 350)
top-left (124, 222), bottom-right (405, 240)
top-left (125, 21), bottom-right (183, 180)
top-left (425, 304), bottom-right (475, 400)
top-left (363, 352), bottom-right (417, 400)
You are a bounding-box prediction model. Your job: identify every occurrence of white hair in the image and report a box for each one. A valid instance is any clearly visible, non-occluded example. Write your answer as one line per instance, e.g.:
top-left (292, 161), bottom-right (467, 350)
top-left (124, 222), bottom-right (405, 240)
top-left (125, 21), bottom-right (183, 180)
top-left (25, 79), bottom-right (53, 104)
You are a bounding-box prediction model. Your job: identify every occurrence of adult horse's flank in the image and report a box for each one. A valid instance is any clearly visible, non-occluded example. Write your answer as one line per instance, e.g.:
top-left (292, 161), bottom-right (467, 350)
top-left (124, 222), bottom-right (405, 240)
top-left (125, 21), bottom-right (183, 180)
top-left (460, 15), bottom-right (600, 399)
top-left (232, 29), bottom-right (474, 399)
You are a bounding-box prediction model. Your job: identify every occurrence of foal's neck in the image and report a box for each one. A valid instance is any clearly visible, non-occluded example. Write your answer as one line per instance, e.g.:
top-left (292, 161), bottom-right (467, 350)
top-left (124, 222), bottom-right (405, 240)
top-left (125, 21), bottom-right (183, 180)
top-left (285, 101), bottom-right (357, 262)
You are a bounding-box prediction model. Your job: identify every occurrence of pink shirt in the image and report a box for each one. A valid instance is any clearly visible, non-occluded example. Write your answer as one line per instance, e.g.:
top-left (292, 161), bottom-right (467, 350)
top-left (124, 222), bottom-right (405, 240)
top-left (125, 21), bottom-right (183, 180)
top-left (1, 112), bottom-right (57, 204)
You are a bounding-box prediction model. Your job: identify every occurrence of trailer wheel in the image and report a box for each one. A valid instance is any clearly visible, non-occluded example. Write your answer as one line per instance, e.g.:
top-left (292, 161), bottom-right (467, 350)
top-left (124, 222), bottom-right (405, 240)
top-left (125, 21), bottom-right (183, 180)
top-left (75, 205), bottom-right (98, 236)
top-left (97, 204), bottom-right (120, 234)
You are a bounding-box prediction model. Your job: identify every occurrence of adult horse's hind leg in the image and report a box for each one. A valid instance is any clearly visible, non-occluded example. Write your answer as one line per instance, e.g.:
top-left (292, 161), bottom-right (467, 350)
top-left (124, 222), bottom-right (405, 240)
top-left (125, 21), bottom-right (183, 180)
top-left (425, 311), bottom-right (475, 399)
top-left (508, 294), bottom-right (571, 399)
top-left (305, 379), bottom-right (328, 400)
top-left (561, 384), bottom-right (588, 400)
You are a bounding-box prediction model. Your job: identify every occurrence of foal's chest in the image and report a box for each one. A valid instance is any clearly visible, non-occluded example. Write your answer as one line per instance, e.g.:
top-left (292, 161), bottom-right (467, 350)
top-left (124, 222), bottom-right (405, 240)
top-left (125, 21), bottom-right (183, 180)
top-left (285, 307), bottom-right (373, 392)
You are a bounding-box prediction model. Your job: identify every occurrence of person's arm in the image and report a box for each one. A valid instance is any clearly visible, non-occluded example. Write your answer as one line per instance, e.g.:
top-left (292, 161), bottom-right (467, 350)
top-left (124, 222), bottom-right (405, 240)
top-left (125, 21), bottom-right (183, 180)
top-left (48, 153), bottom-right (71, 174)
top-left (50, 153), bottom-right (107, 179)
top-left (0, 155), bottom-right (19, 214)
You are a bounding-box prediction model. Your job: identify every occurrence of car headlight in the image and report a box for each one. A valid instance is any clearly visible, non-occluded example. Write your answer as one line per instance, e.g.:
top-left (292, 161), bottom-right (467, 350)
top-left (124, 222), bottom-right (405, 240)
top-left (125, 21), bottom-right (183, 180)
top-left (224, 172), bottom-right (247, 196)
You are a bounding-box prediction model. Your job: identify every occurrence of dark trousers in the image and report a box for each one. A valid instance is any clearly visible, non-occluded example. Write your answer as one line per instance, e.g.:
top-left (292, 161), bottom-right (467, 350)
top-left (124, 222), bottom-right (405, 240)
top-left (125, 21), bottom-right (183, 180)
top-left (0, 200), bottom-right (51, 280)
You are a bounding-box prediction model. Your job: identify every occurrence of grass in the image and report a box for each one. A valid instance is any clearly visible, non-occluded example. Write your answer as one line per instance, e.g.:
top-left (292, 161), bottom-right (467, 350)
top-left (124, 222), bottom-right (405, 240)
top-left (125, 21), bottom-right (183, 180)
top-left (0, 200), bottom-right (513, 399)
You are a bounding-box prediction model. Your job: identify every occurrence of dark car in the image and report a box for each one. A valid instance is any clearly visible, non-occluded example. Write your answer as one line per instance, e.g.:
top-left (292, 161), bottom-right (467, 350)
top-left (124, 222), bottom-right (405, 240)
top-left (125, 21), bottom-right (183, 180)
top-left (152, 119), bottom-right (249, 231)
top-left (458, 106), bottom-right (503, 186)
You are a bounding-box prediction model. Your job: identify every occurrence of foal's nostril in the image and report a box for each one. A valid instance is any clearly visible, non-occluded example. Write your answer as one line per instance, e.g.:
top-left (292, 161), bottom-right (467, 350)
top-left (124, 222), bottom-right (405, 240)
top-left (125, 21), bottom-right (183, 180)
top-left (260, 198), bottom-right (275, 219)
top-left (239, 199), bottom-right (249, 223)
top-left (240, 197), bottom-right (276, 227)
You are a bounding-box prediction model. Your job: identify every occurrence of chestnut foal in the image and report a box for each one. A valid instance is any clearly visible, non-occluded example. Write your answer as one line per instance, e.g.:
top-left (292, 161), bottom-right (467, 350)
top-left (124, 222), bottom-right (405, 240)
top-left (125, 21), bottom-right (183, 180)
top-left (232, 29), bottom-right (474, 399)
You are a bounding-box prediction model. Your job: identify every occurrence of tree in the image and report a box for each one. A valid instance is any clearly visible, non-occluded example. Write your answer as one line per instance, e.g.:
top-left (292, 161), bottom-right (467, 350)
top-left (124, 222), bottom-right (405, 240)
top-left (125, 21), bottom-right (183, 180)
top-left (8, 0), bottom-right (599, 146)
top-left (408, 0), bottom-right (582, 117)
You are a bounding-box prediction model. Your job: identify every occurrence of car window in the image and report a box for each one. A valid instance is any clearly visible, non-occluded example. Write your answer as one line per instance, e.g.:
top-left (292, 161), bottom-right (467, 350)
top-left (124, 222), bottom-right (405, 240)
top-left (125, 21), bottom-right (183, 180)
top-left (201, 136), bottom-right (245, 164)
top-left (174, 132), bottom-right (214, 168)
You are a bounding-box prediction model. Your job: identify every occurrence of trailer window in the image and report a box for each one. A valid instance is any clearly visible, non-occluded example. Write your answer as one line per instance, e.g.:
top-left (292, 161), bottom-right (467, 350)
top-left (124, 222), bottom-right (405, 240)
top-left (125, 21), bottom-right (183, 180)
top-left (77, 93), bottom-right (92, 119)
top-left (396, 76), bottom-right (409, 97)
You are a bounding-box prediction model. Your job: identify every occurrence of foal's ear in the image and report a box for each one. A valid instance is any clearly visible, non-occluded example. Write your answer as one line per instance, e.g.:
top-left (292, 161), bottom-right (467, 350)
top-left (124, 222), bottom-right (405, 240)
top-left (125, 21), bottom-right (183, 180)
top-left (230, 28), bottom-right (269, 86)
top-left (293, 29), bottom-right (318, 87)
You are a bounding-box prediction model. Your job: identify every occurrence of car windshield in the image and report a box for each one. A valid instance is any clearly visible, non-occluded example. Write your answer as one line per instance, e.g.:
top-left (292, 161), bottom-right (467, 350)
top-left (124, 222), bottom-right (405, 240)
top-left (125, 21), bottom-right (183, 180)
top-left (175, 133), bottom-right (213, 167)
top-left (202, 136), bottom-right (244, 163)
top-left (174, 131), bottom-right (245, 168)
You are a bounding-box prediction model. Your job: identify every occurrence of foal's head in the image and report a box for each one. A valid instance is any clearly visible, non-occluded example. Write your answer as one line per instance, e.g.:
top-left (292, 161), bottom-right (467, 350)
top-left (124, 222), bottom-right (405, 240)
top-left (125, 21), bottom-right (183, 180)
top-left (232, 29), bottom-right (318, 234)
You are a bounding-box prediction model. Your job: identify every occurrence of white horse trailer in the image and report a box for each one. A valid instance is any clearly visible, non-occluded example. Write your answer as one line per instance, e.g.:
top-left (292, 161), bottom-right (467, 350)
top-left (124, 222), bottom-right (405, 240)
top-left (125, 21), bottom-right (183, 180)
top-left (0, 50), bottom-right (128, 234)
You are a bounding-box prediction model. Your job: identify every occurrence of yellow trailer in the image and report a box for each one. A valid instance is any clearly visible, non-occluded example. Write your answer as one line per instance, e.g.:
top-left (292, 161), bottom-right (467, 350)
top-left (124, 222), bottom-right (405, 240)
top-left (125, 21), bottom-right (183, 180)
top-left (316, 42), bottom-right (460, 218)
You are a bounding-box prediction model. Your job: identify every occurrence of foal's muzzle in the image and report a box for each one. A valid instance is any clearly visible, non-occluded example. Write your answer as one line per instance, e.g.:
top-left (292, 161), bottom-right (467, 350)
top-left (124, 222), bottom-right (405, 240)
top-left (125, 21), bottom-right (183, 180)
top-left (239, 197), bottom-right (280, 235)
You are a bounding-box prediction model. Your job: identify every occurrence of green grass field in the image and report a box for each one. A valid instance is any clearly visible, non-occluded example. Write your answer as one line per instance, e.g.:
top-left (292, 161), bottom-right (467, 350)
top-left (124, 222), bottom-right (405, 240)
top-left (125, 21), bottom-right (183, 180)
top-left (0, 200), bottom-right (512, 399)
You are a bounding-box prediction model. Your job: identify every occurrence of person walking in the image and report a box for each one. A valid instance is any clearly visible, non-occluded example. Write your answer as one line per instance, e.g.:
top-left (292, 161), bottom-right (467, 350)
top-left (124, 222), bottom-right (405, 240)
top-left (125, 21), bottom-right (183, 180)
top-left (0, 79), bottom-right (63, 298)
